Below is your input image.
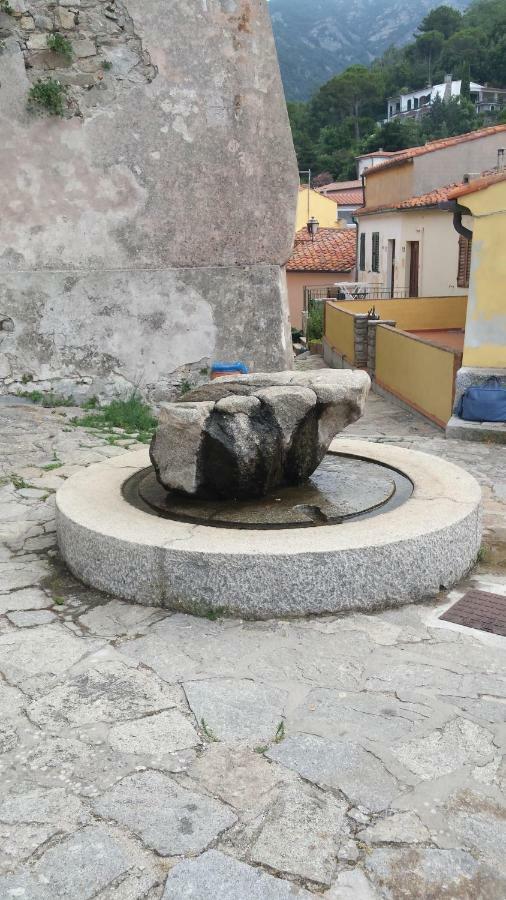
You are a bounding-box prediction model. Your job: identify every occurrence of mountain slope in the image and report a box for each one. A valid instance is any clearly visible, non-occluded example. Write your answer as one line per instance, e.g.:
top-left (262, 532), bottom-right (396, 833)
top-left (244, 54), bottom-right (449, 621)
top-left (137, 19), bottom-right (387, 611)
top-left (269, 0), bottom-right (471, 100)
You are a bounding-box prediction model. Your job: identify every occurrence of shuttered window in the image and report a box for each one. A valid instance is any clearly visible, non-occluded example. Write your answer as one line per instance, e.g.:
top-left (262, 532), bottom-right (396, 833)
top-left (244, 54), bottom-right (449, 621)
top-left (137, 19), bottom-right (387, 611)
top-left (371, 232), bottom-right (380, 273)
top-left (359, 233), bottom-right (366, 271)
top-left (457, 236), bottom-right (472, 288)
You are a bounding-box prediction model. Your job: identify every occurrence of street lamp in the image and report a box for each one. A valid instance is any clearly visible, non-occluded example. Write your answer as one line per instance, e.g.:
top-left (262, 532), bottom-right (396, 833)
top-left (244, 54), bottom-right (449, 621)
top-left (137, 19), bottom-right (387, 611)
top-left (307, 216), bottom-right (319, 241)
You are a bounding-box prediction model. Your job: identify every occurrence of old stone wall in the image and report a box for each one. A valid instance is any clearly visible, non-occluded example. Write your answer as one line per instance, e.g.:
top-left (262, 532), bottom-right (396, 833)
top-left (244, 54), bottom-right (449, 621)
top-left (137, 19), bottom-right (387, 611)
top-left (0, 0), bottom-right (298, 401)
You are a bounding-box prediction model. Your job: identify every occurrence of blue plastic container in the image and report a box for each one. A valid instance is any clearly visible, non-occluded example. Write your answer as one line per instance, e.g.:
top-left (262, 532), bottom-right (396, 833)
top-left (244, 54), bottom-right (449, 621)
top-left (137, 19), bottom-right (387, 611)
top-left (210, 361), bottom-right (249, 376)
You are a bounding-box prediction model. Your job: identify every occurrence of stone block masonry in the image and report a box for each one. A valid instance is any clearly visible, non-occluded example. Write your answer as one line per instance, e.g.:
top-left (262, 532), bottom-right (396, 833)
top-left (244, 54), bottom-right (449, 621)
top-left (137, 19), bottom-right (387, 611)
top-left (0, 0), bottom-right (299, 401)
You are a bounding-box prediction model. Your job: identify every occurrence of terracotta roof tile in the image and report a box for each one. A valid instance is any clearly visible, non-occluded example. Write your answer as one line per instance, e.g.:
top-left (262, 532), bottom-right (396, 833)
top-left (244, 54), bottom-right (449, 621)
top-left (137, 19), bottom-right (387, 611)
top-left (357, 166), bottom-right (506, 215)
top-left (287, 228), bottom-right (356, 272)
top-left (365, 124), bottom-right (506, 175)
top-left (356, 183), bottom-right (460, 216)
top-left (318, 179), bottom-right (362, 191)
top-left (447, 169), bottom-right (506, 199)
top-left (329, 189), bottom-right (364, 205)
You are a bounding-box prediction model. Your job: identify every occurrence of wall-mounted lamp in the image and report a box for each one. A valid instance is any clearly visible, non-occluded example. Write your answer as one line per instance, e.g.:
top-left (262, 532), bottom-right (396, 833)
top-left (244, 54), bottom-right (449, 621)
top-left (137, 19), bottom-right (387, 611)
top-left (307, 217), bottom-right (319, 241)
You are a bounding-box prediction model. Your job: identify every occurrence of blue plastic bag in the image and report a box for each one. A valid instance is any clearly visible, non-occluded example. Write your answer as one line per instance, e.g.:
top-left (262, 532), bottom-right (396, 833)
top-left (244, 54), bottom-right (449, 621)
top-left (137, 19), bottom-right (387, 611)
top-left (456, 376), bottom-right (506, 422)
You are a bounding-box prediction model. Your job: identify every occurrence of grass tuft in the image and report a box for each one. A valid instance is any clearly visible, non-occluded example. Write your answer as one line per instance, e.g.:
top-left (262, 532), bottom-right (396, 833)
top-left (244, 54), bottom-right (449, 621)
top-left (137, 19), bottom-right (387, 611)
top-left (75, 392), bottom-right (157, 444)
top-left (200, 718), bottom-right (218, 742)
top-left (27, 78), bottom-right (67, 116)
top-left (47, 32), bottom-right (73, 60)
top-left (17, 390), bottom-right (74, 407)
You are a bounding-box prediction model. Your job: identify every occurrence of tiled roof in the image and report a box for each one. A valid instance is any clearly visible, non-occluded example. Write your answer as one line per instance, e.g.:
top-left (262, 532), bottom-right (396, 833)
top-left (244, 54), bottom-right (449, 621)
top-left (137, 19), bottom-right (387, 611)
top-left (447, 169), bottom-right (506, 199)
top-left (287, 228), bottom-right (356, 272)
top-left (329, 189), bottom-right (364, 206)
top-left (365, 124), bottom-right (506, 175)
top-left (357, 166), bottom-right (506, 215)
top-left (355, 151), bottom-right (399, 159)
top-left (356, 183), bottom-right (460, 216)
top-left (318, 179), bottom-right (362, 191)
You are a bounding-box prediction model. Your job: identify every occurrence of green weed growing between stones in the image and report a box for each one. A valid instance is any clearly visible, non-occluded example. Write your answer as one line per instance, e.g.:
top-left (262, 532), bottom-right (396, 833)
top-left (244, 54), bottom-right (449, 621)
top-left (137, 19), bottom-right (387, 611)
top-left (27, 78), bottom-right (66, 116)
top-left (201, 718), bottom-right (218, 742)
top-left (75, 392), bottom-right (157, 444)
top-left (47, 32), bottom-right (73, 60)
top-left (274, 721), bottom-right (286, 743)
top-left (42, 462), bottom-right (63, 471)
top-left (17, 390), bottom-right (74, 407)
top-left (0, 0), bottom-right (13, 14)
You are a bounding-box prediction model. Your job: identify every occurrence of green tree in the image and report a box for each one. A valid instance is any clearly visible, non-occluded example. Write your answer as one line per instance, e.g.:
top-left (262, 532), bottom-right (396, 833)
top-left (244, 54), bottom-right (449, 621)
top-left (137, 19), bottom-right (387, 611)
top-left (421, 95), bottom-right (479, 140)
top-left (441, 28), bottom-right (488, 82)
top-left (310, 65), bottom-right (383, 140)
top-left (460, 59), bottom-right (471, 100)
top-left (418, 5), bottom-right (463, 39)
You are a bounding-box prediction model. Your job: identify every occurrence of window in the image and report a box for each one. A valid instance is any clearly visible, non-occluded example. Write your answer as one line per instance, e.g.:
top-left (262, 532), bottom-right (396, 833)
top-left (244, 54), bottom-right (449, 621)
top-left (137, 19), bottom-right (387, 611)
top-left (414, 97), bottom-right (419, 109)
top-left (359, 232), bottom-right (366, 271)
top-left (457, 236), bottom-right (472, 288)
top-left (371, 232), bottom-right (380, 273)
top-left (407, 99), bottom-right (412, 111)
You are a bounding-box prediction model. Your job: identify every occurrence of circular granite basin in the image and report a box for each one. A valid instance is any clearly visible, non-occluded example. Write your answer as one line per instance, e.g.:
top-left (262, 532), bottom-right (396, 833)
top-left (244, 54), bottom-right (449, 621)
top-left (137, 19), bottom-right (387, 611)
top-left (55, 439), bottom-right (481, 619)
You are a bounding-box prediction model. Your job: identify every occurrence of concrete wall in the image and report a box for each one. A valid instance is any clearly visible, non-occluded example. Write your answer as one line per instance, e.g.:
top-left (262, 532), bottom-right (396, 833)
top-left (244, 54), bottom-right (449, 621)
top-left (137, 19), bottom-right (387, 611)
top-left (365, 130), bottom-right (506, 207)
top-left (413, 133), bottom-right (506, 197)
top-left (296, 189), bottom-right (339, 231)
top-left (0, 0), bottom-right (298, 401)
top-left (357, 209), bottom-right (471, 297)
top-left (376, 326), bottom-right (461, 426)
top-left (462, 180), bottom-right (506, 368)
top-left (287, 271), bottom-right (351, 331)
top-left (364, 163), bottom-right (414, 208)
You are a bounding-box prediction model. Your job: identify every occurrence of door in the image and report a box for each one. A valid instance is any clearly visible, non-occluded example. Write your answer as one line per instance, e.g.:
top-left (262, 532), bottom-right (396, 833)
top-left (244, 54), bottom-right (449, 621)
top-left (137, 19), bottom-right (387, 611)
top-left (387, 239), bottom-right (396, 297)
top-left (408, 241), bottom-right (419, 297)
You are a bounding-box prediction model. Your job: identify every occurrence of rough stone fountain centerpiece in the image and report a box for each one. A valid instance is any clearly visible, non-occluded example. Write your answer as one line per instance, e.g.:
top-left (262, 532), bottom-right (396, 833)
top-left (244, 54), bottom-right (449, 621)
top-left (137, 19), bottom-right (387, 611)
top-left (150, 370), bottom-right (369, 500)
top-left (56, 369), bottom-right (482, 619)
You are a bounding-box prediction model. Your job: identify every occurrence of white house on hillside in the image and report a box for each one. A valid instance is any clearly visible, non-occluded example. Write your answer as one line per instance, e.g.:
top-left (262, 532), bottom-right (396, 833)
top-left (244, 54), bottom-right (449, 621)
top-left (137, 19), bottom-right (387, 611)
top-left (387, 75), bottom-right (506, 121)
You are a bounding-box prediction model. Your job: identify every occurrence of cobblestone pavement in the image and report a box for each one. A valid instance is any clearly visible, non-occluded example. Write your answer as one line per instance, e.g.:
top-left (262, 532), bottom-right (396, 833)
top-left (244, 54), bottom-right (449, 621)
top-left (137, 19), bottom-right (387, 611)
top-left (1, 390), bottom-right (506, 899)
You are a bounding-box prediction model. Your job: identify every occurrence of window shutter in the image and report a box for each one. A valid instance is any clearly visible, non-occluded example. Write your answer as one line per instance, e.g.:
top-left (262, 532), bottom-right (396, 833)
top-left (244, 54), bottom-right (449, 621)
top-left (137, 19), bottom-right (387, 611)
top-left (371, 232), bottom-right (380, 273)
top-left (457, 236), bottom-right (472, 288)
top-left (359, 233), bottom-right (366, 271)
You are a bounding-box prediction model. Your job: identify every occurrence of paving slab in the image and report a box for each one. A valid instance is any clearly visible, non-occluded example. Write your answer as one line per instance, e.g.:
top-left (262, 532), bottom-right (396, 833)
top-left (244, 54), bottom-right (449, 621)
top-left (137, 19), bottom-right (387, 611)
top-left (162, 850), bottom-right (316, 899)
top-left (267, 733), bottom-right (402, 812)
top-left (183, 677), bottom-right (287, 744)
top-left (93, 770), bottom-right (237, 855)
top-left (250, 782), bottom-right (348, 885)
top-left (27, 660), bottom-right (180, 727)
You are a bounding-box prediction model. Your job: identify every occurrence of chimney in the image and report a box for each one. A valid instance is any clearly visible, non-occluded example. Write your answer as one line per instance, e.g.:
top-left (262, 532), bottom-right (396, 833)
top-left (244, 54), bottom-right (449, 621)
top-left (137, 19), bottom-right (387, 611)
top-left (498, 148), bottom-right (505, 172)
top-left (444, 74), bottom-right (452, 102)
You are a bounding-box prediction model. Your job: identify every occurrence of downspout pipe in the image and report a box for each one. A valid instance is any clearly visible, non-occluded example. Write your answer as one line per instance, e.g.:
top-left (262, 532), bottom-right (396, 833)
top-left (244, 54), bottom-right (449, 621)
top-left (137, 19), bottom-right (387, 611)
top-left (438, 200), bottom-right (473, 240)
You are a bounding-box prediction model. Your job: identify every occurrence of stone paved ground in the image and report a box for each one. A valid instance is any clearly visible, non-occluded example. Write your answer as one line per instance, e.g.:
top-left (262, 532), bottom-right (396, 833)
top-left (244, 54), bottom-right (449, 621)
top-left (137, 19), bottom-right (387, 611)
top-left (1, 388), bottom-right (506, 899)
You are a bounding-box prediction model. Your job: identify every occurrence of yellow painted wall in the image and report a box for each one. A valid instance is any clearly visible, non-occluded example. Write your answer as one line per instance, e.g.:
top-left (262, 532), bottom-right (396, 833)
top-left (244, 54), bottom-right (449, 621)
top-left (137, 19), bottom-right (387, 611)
top-left (364, 162), bottom-right (414, 207)
top-left (327, 296), bottom-right (467, 331)
top-left (461, 181), bottom-right (506, 368)
top-left (296, 188), bottom-right (341, 230)
top-left (287, 272), bottom-right (351, 330)
top-left (325, 305), bottom-right (357, 363)
top-left (376, 326), bottom-right (460, 425)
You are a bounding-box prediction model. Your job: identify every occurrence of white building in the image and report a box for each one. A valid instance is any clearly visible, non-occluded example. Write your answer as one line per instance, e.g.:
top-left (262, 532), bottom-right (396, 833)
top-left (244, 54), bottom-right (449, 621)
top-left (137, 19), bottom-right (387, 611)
top-left (387, 75), bottom-right (506, 121)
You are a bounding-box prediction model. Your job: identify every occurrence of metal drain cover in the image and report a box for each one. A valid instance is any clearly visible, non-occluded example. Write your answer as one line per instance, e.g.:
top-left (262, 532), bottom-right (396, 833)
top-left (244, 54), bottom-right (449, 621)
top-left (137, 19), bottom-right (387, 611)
top-left (440, 589), bottom-right (506, 636)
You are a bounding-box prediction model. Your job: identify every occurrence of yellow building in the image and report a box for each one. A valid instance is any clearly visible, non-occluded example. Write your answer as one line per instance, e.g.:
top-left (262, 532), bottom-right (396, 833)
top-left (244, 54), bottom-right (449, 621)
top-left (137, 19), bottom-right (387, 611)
top-left (447, 172), bottom-right (506, 369)
top-left (296, 187), bottom-right (341, 231)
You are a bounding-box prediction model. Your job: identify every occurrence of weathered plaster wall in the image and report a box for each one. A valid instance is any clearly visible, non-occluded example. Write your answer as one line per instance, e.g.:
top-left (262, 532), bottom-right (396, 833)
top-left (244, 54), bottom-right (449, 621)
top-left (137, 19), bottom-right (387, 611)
top-left (462, 180), bottom-right (506, 369)
top-left (0, 0), bottom-right (298, 400)
top-left (357, 209), bottom-right (471, 297)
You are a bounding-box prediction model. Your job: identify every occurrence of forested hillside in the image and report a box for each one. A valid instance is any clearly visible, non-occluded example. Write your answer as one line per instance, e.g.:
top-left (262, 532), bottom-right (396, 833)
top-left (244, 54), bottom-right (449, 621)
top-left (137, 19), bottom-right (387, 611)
top-left (288, 0), bottom-right (506, 180)
top-left (270, 0), bottom-right (469, 101)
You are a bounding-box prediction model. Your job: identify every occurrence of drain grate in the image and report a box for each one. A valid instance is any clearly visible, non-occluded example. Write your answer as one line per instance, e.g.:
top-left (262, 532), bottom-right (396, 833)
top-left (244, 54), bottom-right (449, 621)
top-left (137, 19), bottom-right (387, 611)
top-left (440, 589), bottom-right (506, 636)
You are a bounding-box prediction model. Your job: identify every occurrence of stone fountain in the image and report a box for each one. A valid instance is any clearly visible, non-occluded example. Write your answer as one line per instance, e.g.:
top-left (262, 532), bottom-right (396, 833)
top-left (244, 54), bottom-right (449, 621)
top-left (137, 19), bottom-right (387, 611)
top-left (56, 370), bottom-right (482, 618)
